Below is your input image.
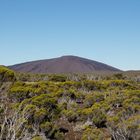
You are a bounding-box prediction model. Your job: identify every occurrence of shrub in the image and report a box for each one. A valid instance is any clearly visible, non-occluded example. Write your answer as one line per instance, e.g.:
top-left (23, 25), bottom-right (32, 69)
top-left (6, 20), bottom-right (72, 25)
top-left (82, 127), bottom-right (105, 140)
top-left (48, 74), bottom-right (67, 82)
top-left (0, 66), bottom-right (16, 82)
top-left (62, 110), bottom-right (77, 122)
top-left (40, 121), bottom-right (53, 132)
top-left (32, 136), bottom-right (43, 140)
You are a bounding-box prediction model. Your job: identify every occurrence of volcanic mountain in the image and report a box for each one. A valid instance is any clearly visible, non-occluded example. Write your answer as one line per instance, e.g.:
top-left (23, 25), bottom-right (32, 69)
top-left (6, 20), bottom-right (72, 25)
top-left (9, 56), bottom-right (121, 73)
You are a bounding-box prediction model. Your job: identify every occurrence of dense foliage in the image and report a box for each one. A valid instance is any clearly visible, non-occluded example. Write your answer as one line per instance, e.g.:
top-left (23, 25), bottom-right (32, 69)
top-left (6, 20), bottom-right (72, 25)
top-left (0, 69), bottom-right (140, 140)
top-left (0, 66), bottom-right (16, 82)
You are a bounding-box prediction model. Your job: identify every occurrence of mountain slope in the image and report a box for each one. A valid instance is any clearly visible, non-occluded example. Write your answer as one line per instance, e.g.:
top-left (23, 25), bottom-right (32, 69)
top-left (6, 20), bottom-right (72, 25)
top-left (9, 55), bottom-right (121, 73)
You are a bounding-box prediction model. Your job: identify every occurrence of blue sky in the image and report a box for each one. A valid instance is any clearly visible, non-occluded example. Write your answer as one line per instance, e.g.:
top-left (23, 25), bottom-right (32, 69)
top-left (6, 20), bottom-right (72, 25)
top-left (0, 0), bottom-right (140, 70)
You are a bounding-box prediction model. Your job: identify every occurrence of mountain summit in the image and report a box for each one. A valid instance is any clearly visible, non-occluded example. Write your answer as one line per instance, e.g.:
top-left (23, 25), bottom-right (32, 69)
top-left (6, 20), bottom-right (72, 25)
top-left (9, 55), bottom-right (121, 73)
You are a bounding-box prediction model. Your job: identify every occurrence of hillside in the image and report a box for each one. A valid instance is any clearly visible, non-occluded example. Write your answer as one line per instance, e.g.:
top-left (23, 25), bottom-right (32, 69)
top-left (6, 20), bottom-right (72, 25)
top-left (9, 55), bottom-right (121, 74)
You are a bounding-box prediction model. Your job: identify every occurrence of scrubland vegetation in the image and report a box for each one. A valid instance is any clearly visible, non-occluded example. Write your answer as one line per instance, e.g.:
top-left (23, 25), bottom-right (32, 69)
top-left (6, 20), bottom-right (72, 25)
top-left (0, 66), bottom-right (140, 140)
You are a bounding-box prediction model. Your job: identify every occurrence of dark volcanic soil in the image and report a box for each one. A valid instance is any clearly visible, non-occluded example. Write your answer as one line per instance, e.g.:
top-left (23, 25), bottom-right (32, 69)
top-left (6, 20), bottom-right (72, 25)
top-left (9, 55), bottom-right (121, 74)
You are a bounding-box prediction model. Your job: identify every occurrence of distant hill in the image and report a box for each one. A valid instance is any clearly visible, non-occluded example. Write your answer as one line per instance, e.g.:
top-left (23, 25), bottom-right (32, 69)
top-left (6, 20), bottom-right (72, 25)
top-left (9, 55), bottom-right (121, 74)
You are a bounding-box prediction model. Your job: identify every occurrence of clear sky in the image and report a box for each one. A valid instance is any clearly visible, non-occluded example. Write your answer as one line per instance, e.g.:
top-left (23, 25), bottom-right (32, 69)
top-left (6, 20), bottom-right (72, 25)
top-left (0, 0), bottom-right (140, 70)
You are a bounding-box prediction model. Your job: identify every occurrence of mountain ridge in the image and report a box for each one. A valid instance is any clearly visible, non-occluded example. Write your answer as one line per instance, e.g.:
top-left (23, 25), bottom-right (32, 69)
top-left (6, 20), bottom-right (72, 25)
top-left (9, 55), bottom-right (121, 74)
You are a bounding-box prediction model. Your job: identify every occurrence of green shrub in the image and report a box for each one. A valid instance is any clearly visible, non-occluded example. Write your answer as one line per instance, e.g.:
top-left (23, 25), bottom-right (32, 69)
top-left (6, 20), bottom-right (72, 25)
top-left (0, 66), bottom-right (16, 81)
top-left (62, 110), bottom-right (77, 122)
top-left (54, 131), bottom-right (65, 140)
top-left (40, 121), bottom-right (53, 132)
top-left (32, 136), bottom-right (43, 140)
top-left (48, 74), bottom-right (67, 82)
top-left (82, 127), bottom-right (105, 140)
